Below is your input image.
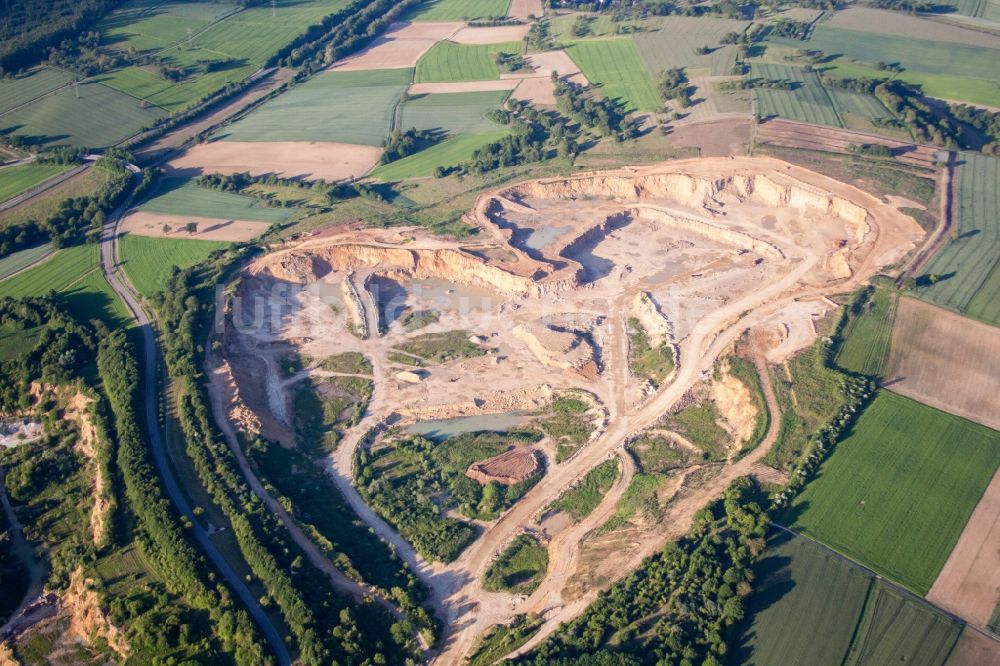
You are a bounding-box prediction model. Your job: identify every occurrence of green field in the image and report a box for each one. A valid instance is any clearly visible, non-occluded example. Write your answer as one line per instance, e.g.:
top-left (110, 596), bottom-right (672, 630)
top-left (0, 244), bottom-right (128, 328)
top-left (371, 130), bottom-right (509, 180)
top-left (732, 529), bottom-right (961, 666)
top-left (482, 534), bottom-right (548, 595)
top-left (0, 244), bottom-right (54, 281)
top-left (0, 68), bottom-right (75, 115)
top-left (751, 63), bottom-right (842, 128)
top-left (95, 0), bottom-right (351, 111)
top-left (835, 285), bottom-right (899, 377)
top-left (0, 168), bottom-right (110, 231)
top-left (415, 41), bottom-right (521, 83)
top-left (120, 235), bottom-right (229, 297)
top-left (918, 153), bottom-right (1000, 326)
top-left (409, 0), bottom-right (511, 21)
top-left (137, 177), bottom-right (292, 223)
top-left (632, 16), bottom-right (749, 78)
top-left (0, 163), bottom-right (73, 203)
top-left (847, 581), bottom-right (961, 666)
top-left (945, 0), bottom-right (1000, 18)
top-left (549, 458), bottom-right (619, 521)
top-left (0, 81), bottom-right (167, 149)
top-left (786, 391), bottom-right (1000, 595)
top-left (731, 530), bottom-right (875, 666)
top-left (564, 38), bottom-right (662, 113)
top-left (401, 90), bottom-right (509, 136)
top-left (770, 27), bottom-right (1000, 107)
top-left (220, 68), bottom-right (411, 146)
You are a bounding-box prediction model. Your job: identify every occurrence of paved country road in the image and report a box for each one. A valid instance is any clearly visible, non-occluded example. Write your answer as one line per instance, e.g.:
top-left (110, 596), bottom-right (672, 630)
top-left (100, 169), bottom-right (293, 666)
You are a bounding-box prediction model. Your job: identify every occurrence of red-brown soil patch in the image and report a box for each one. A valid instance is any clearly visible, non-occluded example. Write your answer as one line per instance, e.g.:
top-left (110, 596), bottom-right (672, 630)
top-left (467, 448), bottom-right (539, 485)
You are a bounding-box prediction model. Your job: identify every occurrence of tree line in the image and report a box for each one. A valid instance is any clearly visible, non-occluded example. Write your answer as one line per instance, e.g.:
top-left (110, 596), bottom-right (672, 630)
top-left (0, 151), bottom-right (155, 260)
top-left (154, 251), bottom-right (419, 664)
top-left (518, 478), bottom-right (769, 665)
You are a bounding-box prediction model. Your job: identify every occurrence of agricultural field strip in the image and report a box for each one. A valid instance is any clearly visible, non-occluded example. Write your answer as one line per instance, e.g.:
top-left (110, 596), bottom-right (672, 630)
top-left (0, 67), bottom-right (77, 116)
top-left (751, 62), bottom-right (843, 128)
top-left (787, 391), bottom-right (1000, 596)
top-left (736, 527), bottom-right (964, 666)
top-left (562, 38), bottom-right (662, 113)
top-left (218, 68), bottom-right (412, 146)
top-left (917, 153), bottom-right (1000, 324)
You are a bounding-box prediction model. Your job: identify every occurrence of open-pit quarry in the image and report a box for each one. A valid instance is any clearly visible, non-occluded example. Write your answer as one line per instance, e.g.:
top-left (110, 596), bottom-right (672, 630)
top-left (209, 156), bottom-right (923, 663)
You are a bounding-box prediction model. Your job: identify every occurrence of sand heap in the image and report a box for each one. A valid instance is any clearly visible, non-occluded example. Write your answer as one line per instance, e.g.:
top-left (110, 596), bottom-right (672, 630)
top-left (514, 321), bottom-right (599, 379)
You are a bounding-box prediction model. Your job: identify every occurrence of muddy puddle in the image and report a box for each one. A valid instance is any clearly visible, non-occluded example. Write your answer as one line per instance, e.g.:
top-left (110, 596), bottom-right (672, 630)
top-left (406, 412), bottom-right (528, 441)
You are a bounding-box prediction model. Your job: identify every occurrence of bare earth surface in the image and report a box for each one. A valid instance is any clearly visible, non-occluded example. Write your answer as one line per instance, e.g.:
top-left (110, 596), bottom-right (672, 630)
top-left (167, 141), bottom-right (383, 181)
top-left (886, 297), bottom-right (1000, 431)
top-left (506, 51), bottom-right (588, 105)
top-left (408, 80), bottom-right (519, 95)
top-left (928, 461), bottom-right (1000, 626)
top-left (508, 0), bottom-right (544, 20)
top-left (119, 211), bottom-right (272, 241)
top-left (330, 21), bottom-right (461, 70)
top-left (948, 628), bottom-right (1000, 666)
top-left (212, 156), bottom-right (924, 664)
top-left (134, 68), bottom-right (296, 165)
top-left (451, 24), bottom-right (531, 44)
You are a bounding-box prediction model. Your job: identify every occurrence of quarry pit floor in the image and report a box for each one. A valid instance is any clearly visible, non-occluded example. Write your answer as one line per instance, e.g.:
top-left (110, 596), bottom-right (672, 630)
top-left (209, 156), bottom-right (925, 663)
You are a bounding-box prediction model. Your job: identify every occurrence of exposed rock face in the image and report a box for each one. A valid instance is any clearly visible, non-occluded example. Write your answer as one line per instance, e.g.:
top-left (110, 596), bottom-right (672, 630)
top-left (630, 205), bottom-right (784, 258)
top-left (467, 448), bottom-right (539, 485)
top-left (711, 361), bottom-right (758, 448)
top-left (63, 568), bottom-right (129, 659)
top-left (631, 293), bottom-right (673, 348)
top-left (255, 245), bottom-right (538, 297)
top-left (513, 322), bottom-right (598, 378)
top-left (501, 170), bottom-right (871, 232)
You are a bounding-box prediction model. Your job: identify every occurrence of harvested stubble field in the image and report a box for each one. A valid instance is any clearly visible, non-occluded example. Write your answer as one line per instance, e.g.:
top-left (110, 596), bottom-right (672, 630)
top-left (219, 68), bottom-right (412, 146)
top-left (886, 297), bottom-right (1000, 431)
top-left (563, 38), bottom-right (662, 113)
top-left (400, 90), bottom-right (510, 135)
top-left (0, 67), bottom-right (74, 114)
top-left (170, 141), bottom-right (383, 182)
top-left (0, 163), bottom-right (73, 203)
top-left (451, 24), bottom-right (530, 44)
top-left (371, 130), bottom-right (510, 181)
top-left (409, 0), bottom-right (512, 22)
top-left (120, 235), bottom-right (229, 297)
top-left (415, 41), bottom-right (522, 83)
top-left (632, 16), bottom-right (749, 78)
top-left (918, 153), bottom-right (1000, 326)
top-left (754, 120), bottom-right (939, 169)
top-left (787, 391), bottom-right (1000, 595)
top-left (331, 21), bottom-right (461, 71)
top-left (0, 80), bottom-right (167, 148)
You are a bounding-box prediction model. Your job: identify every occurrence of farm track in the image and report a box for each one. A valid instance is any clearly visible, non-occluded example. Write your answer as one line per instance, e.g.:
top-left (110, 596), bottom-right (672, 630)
top-left (100, 168), bottom-right (293, 666)
top-left (755, 118), bottom-right (940, 168)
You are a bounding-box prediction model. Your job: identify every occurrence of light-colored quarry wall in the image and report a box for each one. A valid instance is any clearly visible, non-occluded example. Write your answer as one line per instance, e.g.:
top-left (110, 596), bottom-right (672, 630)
top-left (254, 244), bottom-right (538, 297)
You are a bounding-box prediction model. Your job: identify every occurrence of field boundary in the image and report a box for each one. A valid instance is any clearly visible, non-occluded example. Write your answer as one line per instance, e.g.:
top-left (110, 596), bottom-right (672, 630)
top-left (771, 522), bottom-right (977, 640)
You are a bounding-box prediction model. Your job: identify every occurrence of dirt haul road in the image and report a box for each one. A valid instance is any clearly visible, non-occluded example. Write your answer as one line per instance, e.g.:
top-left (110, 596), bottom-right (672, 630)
top-left (222, 157), bottom-right (923, 664)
